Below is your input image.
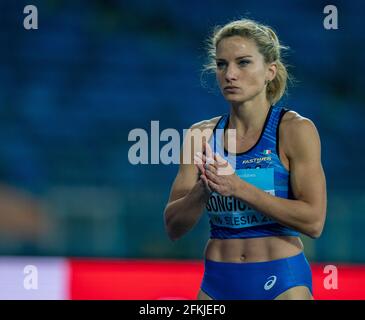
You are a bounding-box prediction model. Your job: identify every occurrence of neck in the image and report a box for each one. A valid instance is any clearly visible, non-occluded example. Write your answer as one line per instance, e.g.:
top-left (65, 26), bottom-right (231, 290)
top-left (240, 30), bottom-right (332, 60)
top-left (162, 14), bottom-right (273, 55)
top-left (228, 95), bottom-right (271, 136)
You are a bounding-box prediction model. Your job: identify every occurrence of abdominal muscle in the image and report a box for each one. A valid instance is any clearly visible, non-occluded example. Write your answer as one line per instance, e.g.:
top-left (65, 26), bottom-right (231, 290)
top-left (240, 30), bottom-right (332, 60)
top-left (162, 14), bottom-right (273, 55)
top-left (204, 236), bottom-right (304, 263)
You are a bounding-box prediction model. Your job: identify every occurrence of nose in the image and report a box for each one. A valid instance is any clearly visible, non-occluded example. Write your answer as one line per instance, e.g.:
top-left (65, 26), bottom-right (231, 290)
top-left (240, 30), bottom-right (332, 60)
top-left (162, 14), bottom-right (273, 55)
top-left (225, 63), bottom-right (239, 83)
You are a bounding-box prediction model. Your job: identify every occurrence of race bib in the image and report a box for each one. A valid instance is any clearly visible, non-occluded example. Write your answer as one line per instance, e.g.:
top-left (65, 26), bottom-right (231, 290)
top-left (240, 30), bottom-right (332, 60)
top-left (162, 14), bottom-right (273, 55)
top-left (207, 168), bottom-right (276, 228)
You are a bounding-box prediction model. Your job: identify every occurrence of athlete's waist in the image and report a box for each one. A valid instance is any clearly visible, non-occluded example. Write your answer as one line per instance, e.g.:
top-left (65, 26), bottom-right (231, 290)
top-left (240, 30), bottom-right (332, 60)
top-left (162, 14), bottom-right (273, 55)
top-left (204, 236), bottom-right (303, 263)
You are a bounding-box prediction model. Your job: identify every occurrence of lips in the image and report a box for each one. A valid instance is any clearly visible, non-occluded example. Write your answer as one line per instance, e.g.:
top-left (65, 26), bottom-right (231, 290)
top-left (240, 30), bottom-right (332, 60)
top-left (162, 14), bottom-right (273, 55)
top-left (224, 86), bottom-right (240, 92)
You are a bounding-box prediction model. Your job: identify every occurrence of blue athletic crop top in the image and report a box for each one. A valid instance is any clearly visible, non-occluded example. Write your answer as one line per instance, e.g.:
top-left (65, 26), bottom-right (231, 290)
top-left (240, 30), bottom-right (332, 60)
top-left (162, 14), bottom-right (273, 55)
top-left (206, 105), bottom-right (300, 239)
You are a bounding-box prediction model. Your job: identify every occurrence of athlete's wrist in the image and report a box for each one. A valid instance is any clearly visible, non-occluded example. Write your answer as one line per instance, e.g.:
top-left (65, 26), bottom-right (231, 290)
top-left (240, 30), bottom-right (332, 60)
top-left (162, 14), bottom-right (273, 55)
top-left (197, 178), bottom-right (212, 200)
top-left (232, 175), bottom-right (247, 199)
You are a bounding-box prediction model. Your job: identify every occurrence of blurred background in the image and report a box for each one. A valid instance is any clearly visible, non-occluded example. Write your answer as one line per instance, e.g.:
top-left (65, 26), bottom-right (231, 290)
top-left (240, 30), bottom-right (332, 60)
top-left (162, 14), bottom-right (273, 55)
top-left (0, 0), bottom-right (364, 299)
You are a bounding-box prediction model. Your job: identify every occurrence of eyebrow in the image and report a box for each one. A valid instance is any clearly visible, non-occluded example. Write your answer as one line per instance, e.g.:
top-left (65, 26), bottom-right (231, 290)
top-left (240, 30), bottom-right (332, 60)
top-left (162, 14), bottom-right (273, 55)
top-left (216, 55), bottom-right (253, 61)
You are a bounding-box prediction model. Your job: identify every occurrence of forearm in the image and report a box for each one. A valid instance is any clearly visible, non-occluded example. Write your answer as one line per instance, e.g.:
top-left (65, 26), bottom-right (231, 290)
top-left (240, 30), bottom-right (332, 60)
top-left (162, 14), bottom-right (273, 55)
top-left (233, 178), bottom-right (323, 238)
top-left (164, 180), bottom-right (210, 241)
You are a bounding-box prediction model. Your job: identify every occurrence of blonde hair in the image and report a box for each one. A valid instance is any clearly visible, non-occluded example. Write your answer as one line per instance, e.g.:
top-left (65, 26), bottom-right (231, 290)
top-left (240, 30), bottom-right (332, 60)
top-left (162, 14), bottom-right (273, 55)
top-left (203, 18), bottom-right (292, 105)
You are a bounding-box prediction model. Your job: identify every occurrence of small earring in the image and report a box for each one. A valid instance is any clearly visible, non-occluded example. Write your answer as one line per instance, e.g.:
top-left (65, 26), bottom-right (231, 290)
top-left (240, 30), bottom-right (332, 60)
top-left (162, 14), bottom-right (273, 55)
top-left (265, 79), bottom-right (270, 85)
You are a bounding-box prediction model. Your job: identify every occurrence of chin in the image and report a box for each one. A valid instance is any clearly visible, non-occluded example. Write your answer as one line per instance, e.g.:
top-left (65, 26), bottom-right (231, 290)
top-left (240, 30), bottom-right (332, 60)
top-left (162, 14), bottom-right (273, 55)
top-left (224, 91), bottom-right (262, 104)
top-left (224, 94), bottom-right (247, 104)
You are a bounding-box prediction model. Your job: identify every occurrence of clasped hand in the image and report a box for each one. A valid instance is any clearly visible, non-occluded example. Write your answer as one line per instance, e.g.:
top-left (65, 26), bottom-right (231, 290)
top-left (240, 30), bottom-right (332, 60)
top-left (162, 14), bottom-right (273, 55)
top-left (193, 141), bottom-right (239, 197)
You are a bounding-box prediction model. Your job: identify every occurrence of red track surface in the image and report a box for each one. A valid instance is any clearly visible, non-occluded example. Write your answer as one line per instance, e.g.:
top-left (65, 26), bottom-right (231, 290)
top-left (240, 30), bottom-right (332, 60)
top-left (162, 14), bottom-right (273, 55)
top-left (69, 259), bottom-right (365, 300)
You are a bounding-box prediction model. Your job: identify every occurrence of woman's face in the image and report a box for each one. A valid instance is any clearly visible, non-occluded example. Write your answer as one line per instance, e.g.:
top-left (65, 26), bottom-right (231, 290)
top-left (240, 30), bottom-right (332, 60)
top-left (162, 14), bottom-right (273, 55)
top-left (215, 36), bottom-right (275, 104)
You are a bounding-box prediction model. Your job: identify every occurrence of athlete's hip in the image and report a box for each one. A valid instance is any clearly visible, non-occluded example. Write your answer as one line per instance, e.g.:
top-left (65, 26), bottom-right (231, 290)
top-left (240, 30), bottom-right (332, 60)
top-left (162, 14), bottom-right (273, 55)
top-left (200, 250), bottom-right (313, 300)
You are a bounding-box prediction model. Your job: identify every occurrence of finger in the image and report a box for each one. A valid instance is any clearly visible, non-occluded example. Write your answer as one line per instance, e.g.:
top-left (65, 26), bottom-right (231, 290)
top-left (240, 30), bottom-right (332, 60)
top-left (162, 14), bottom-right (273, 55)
top-left (194, 154), bottom-right (203, 165)
top-left (194, 162), bottom-right (204, 175)
top-left (205, 169), bottom-right (221, 184)
top-left (214, 153), bottom-right (235, 176)
top-left (196, 151), bottom-right (207, 164)
top-left (194, 155), bottom-right (205, 174)
top-left (202, 139), bottom-right (207, 155)
top-left (205, 163), bottom-right (217, 174)
top-left (205, 141), bottom-right (214, 163)
top-left (200, 175), bottom-right (212, 192)
top-left (214, 152), bottom-right (228, 166)
top-left (197, 151), bottom-right (207, 162)
top-left (205, 148), bottom-right (215, 168)
top-left (196, 152), bottom-right (208, 174)
top-left (207, 179), bottom-right (220, 192)
top-left (206, 157), bottom-right (215, 168)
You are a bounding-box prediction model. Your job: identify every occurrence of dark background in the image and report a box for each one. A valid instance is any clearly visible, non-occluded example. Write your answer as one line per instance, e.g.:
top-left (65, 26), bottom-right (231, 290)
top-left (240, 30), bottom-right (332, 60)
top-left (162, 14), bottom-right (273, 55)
top-left (0, 0), bottom-right (364, 263)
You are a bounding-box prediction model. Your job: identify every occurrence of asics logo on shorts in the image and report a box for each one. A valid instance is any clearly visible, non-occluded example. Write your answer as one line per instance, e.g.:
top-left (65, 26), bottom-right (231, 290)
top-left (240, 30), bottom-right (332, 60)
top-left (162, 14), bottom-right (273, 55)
top-left (264, 275), bottom-right (277, 290)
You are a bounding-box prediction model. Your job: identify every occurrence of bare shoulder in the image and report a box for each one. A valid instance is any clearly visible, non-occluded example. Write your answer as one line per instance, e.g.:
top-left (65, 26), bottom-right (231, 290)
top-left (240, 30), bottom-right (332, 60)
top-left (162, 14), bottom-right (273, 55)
top-left (190, 116), bottom-right (221, 131)
top-left (281, 110), bottom-right (319, 137)
top-left (280, 110), bottom-right (321, 158)
top-left (186, 115), bottom-right (222, 144)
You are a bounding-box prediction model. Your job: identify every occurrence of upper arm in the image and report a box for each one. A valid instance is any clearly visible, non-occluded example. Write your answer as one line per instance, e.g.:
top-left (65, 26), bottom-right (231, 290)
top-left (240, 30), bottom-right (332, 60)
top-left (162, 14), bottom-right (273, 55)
top-left (166, 117), bottom-right (221, 203)
top-left (281, 112), bottom-right (327, 219)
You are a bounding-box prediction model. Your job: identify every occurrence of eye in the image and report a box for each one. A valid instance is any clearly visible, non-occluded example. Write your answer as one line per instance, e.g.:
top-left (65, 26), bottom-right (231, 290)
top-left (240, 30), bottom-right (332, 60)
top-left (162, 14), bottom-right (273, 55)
top-left (216, 61), bottom-right (226, 69)
top-left (238, 60), bottom-right (250, 66)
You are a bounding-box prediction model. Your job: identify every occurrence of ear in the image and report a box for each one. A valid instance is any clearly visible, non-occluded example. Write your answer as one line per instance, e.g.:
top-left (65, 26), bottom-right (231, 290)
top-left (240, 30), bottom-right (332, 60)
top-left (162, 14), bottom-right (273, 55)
top-left (266, 62), bottom-right (277, 82)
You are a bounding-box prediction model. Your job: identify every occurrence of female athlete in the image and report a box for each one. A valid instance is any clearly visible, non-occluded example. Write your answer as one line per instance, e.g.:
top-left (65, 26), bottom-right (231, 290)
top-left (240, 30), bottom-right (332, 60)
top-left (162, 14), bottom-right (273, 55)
top-left (164, 18), bottom-right (326, 300)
